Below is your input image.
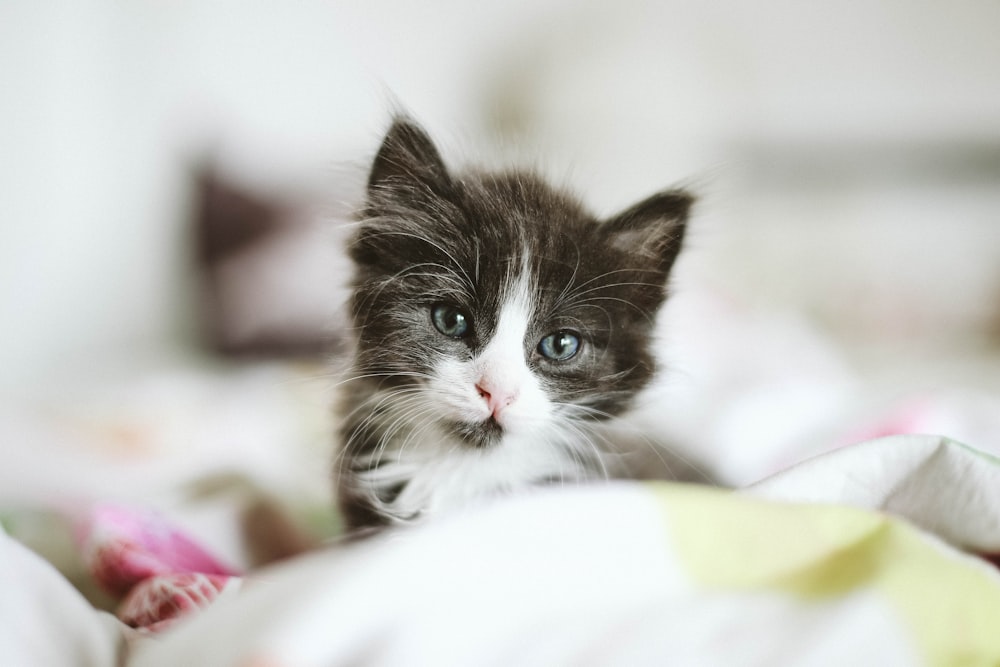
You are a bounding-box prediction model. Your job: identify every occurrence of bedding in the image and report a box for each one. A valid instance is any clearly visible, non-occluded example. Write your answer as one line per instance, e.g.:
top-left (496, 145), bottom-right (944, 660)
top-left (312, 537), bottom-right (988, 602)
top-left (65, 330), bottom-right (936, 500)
top-left (5, 433), bottom-right (1000, 666)
top-left (5, 290), bottom-right (1000, 666)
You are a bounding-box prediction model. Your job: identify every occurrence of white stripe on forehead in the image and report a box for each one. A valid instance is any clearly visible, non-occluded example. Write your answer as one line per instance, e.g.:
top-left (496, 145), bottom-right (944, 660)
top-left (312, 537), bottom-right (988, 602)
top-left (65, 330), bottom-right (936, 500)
top-left (480, 253), bottom-right (534, 364)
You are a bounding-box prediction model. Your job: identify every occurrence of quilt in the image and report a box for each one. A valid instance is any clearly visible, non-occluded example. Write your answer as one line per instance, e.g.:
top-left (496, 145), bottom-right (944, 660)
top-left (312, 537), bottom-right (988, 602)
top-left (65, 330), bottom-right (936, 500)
top-left (5, 433), bottom-right (1000, 666)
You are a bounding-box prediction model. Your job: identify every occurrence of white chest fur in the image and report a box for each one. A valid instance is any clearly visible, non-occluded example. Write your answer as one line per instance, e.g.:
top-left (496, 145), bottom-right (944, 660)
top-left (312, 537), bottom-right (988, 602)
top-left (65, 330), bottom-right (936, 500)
top-left (355, 422), bottom-right (597, 523)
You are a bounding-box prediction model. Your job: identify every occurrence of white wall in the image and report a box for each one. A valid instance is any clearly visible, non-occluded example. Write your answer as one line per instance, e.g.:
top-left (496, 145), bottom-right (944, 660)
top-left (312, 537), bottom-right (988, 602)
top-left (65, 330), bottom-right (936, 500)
top-left (2, 0), bottom-right (999, 393)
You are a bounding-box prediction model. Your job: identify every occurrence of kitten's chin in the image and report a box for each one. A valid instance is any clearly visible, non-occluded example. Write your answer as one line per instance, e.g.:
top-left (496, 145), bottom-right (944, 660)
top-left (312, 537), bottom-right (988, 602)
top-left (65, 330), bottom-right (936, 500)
top-left (447, 417), bottom-right (505, 449)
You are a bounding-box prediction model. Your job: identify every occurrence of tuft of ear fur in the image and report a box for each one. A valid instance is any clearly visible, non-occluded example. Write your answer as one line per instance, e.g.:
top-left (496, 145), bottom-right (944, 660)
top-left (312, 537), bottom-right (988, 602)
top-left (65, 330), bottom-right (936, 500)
top-left (602, 189), bottom-right (692, 278)
top-left (367, 117), bottom-right (452, 202)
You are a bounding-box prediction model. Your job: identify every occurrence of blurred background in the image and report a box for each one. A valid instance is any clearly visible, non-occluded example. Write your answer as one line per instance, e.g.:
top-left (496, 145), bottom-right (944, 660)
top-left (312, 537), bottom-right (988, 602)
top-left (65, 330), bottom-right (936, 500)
top-left (2, 0), bottom-right (1000, 575)
top-left (4, 0), bottom-right (1000, 389)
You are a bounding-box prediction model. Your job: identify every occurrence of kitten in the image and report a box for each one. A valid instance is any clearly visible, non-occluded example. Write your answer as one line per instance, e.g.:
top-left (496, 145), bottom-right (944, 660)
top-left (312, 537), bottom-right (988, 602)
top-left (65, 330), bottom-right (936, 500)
top-left (335, 118), bottom-right (691, 532)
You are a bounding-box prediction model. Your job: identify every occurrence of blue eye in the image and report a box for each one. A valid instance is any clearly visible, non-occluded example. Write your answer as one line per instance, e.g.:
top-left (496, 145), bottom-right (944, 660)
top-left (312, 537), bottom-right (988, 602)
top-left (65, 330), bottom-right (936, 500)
top-left (431, 304), bottom-right (471, 338)
top-left (538, 331), bottom-right (581, 361)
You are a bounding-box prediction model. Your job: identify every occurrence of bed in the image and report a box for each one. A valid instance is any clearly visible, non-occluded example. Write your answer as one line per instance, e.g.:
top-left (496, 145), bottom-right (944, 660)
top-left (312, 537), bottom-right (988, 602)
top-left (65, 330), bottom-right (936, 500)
top-left (5, 348), bottom-right (1000, 666)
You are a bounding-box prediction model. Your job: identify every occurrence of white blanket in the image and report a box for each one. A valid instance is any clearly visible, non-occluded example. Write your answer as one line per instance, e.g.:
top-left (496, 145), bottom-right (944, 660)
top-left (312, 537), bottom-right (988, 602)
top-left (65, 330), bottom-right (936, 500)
top-left (7, 434), bottom-right (1000, 666)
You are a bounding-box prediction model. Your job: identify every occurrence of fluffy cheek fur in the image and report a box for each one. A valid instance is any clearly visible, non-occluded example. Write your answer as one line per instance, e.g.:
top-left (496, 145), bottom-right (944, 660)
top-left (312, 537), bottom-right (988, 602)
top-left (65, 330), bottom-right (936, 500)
top-left (353, 302), bottom-right (445, 380)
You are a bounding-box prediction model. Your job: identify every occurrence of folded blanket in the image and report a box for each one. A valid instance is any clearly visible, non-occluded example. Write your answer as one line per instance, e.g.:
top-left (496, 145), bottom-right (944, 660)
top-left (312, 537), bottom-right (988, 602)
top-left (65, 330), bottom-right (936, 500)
top-left (8, 433), bottom-right (1000, 666)
top-left (128, 435), bottom-right (1000, 666)
top-left (43, 436), bottom-right (1000, 664)
top-left (0, 528), bottom-right (126, 666)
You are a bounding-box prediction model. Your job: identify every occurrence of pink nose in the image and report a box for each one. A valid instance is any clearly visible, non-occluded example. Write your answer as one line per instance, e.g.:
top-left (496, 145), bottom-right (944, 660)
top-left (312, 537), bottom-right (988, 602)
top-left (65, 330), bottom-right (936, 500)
top-left (476, 383), bottom-right (516, 418)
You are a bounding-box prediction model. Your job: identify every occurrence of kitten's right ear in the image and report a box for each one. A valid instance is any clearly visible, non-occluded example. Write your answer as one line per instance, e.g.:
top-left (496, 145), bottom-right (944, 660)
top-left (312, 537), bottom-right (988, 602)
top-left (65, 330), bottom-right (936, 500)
top-left (367, 118), bottom-right (451, 201)
top-left (602, 189), bottom-right (692, 279)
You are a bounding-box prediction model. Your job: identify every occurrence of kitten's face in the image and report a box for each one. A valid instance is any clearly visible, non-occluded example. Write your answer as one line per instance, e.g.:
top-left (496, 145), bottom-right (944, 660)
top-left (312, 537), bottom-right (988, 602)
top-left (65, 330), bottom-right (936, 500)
top-left (339, 119), bottom-right (690, 528)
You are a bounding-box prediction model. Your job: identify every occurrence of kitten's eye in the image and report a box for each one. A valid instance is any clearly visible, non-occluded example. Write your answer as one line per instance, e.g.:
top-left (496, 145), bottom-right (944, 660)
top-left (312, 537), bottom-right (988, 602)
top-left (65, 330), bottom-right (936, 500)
top-left (431, 303), bottom-right (471, 338)
top-left (538, 330), bottom-right (581, 361)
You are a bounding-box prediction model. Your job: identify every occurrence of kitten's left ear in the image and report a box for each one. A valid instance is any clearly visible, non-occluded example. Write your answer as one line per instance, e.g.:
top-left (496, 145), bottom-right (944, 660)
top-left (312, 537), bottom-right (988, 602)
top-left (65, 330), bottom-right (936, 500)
top-left (602, 189), bottom-right (692, 278)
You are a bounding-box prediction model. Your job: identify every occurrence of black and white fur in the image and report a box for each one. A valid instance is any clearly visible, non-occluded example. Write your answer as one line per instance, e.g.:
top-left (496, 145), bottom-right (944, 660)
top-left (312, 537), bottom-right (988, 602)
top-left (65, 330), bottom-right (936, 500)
top-left (335, 118), bottom-right (691, 532)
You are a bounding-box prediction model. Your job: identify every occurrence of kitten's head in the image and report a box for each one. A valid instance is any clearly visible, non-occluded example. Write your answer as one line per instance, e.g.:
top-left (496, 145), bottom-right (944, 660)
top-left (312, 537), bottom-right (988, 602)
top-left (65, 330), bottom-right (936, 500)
top-left (340, 118), bottom-right (690, 526)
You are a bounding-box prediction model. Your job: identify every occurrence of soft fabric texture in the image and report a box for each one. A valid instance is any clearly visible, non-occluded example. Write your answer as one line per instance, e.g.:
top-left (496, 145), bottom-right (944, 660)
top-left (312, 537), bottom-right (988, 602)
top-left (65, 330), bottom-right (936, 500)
top-left (0, 529), bottom-right (127, 667)
top-left (7, 433), bottom-right (1000, 666)
top-left (130, 435), bottom-right (1000, 666)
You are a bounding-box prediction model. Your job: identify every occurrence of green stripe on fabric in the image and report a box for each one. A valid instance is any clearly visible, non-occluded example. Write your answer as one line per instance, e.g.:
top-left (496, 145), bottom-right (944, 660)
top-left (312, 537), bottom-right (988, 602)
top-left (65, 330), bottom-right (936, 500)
top-left (653, 483), bottom-right (1000, 665)
top-left (948, 438), bottom-right (1000, 467)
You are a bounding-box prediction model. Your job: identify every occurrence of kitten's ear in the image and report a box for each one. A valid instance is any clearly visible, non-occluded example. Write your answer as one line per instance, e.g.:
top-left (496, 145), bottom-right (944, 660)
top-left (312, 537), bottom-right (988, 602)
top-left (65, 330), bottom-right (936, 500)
top-left (602, 189), bottom-right (692, 277)
top-left (367, 118), bottom-right (451, 201)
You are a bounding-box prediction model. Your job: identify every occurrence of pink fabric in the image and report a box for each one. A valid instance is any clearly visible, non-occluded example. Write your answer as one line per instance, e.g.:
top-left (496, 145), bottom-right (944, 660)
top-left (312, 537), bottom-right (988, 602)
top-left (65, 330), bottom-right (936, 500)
top-left (77, 504), bottom-right (241, 631)
top-left (118, 572), bottom-right (235, 632)
top-left (841, 397), bottom-right (935, 445)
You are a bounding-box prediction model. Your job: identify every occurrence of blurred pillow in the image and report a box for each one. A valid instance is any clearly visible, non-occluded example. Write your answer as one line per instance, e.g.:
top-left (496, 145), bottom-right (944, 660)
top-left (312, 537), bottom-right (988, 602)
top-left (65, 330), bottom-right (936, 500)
top-left (193, 168), bottom-right (351, 358)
